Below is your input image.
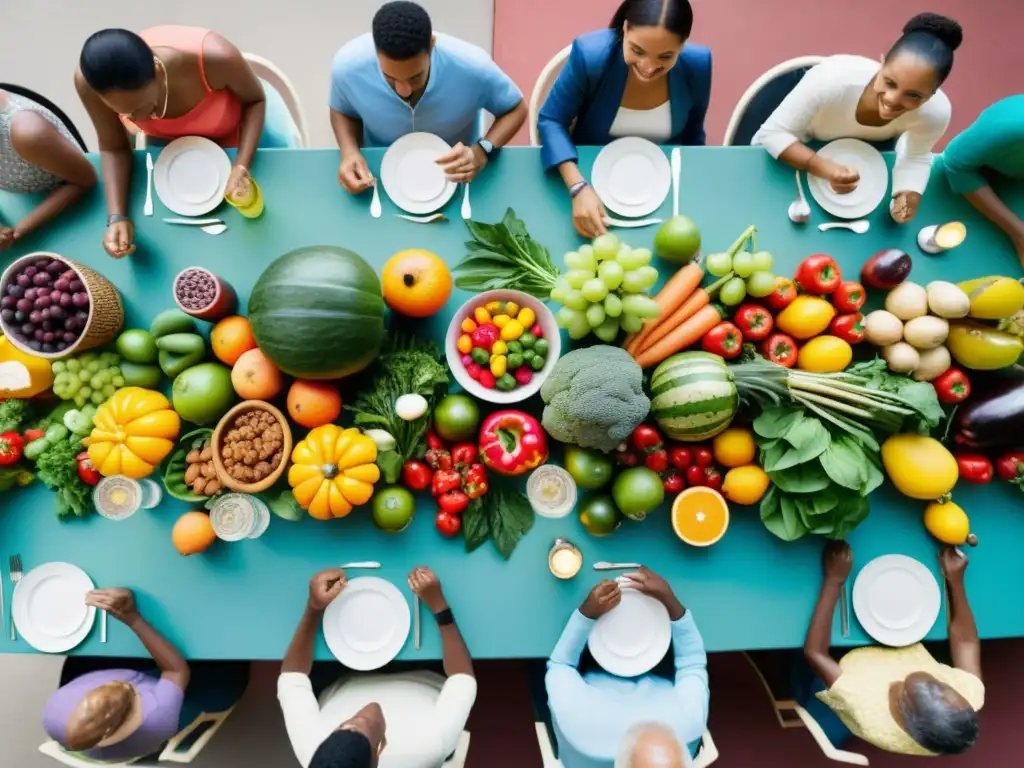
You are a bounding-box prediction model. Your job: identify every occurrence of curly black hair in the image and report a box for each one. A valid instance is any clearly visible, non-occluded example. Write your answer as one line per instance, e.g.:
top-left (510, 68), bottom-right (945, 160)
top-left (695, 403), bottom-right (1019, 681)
top-left (886, 12), bottom-right (963, 86)
top-left (372, 1), bottom-right (433, 61)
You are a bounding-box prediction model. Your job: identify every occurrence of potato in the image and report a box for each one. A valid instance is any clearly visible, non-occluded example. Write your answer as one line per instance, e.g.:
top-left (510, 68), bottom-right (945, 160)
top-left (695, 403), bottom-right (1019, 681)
top-left (864, 310), bottom-right (904, 346)
top-left (883, 342), bottom-right (920, 373)
top-left (885, 282), bottom-right (929, 320)
top-left (904, 316), bottom-right (950, 350)
top-left (926, 281), bottom-right (970, 319)
top-left (912, 346), bottom-right (951, 382)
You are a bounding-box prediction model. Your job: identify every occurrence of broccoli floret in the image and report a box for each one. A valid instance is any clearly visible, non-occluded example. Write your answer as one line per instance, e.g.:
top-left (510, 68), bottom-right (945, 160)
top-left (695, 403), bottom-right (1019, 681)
top-left (0, 398), bottom-right (33, 433)
top-left (540, 346), bottom-right (650, 452)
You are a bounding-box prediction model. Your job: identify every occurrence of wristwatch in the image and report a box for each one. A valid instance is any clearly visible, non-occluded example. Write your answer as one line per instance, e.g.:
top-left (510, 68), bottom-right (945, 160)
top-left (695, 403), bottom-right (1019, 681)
top-left (434, 608), bottom-right (455, 626)
top-left (107, 213), bottom-right (130, 227)
top-left (476, 139), bottom-right (497, 159)
top-left (569, 180), bottom-right (589, 198)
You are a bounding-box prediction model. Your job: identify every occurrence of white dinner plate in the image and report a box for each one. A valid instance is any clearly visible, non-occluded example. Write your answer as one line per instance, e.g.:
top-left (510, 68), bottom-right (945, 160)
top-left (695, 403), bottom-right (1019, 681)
top-left (153, 137), bottom-right (232, 217)
top-left (588, 587), bottom-right (671, 677)
top-left (807, 138), bottom-right (889, 220)
top-left (380, 132), bottom-right (458, 215)
top-left (323, 577), bottom-right (411, 670)
top-left (852, 554), bottom-right (941, 647)
top-left (12, 562), bottom-right (96, 653)
top-left (592, 137), bottom-right (671, 219)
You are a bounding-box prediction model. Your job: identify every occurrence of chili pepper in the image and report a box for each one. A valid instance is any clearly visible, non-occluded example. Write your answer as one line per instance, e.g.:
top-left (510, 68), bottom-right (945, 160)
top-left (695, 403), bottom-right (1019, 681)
top-left (0, 431), bottom-right (25, 465)
top-left (733, 304), bottom-right (774, 342)
top-left (426, 430), bottom-right (446, 451)
top-left (75, 451), bottom-right (101, 486)
top-left (995, 450), bottom-right (1024, 490)
top-left (630, 425), bottom-right (663, 453)
top-left (703, 467), bottom-right (723, 491)
top-left (431, 468), bottom-right (462, 496)
top-left (451, 443), bottom-right (479, 467)
top-left (766, 277), bottom-right (798, 312)
top-left (954, 453), bottom-right (993, 484)
top-left (402, 459), bottom-right (432, 491)
top-left (694, 446), bottom-right (713, 468)
top-left (424, 448), bottom-right (452, 472)
top-left (435, 509), bottom-right (462, 537)
top-left (668, 445), bottom-right (692, 469)
top-left (795, 254), bottom-right (842, 294)
top-left (830, 313), bottom-right (866, 344)
top-left (470, 324), bottom-right (500, 352)
top-left (933, 367), bottom-right (971, 404)
top-left (616, 448), bottom-right (640, 466)
top-left (686, 465), bottom-right (706, 486)
top-left (760, 333), bottom-right (798, 368)
top-left (437, 489), bottom-right (470, 515)
top-left (478, 410), bottom-right (548, 476)
top-left (23, 429), bottom-right (46, 443)
top-left (462, 463), bottom-right (489, 499)
top-left (663, 471), bottom-right (685, 494)
top-left (832, 281), bottom-right (866, 312)
top-left (701, 321), bottom-right (744, 359)
top-left (645, 449), bottom-right (669, 473)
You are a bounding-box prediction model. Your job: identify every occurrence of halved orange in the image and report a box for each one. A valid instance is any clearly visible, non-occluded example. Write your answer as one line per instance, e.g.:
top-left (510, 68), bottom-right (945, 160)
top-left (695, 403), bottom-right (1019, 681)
top-left (671, 487), bottom-right (729, 547)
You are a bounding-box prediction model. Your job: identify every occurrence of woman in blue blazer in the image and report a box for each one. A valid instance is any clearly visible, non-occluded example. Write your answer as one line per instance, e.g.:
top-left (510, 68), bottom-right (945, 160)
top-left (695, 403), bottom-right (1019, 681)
top-left (538, 0), bottom-right (711, 237)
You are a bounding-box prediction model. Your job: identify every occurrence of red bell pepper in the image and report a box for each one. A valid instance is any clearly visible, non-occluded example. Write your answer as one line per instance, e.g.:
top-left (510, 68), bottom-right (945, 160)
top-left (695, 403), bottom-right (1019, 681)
top-left (431, 468), bottom-right (462, 496)
top-left (23, 429), bottom-right (46, 443)
top-left (832, 281), bottom-right (866, 312)
top-left (766, 277), bottom-right (798, 312)
top-left (0, 431), bottom-right (25, 465)
top-left (733, 304), bottom-right (774, 341)
top-left (76, 451), bottom-right (101, 486)
top-left (701, 321), bottom-right (743, 358)
top-left (954, 453), bottom-right (993, 484)
top-left (830, 313), bottom-right (866, 344)
top-left (795, 254), bottom-right (842, 294)
top-left (478, 410), bottom-right (548, 476)
top-left (995, 450), bottom-right (1024, 490)
top-left (760, 333), bottom-right (798, 368)
top-left (933, 367), bottom-right (970, 404)
top-left (462, 463), bottom-right (489, 499)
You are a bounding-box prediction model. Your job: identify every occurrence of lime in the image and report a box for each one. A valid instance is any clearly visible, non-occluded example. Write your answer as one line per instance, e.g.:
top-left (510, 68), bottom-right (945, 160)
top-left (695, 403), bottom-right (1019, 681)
top-left (564, 446), bottom-right (614, 490)
top-left (372, 486), bottom-right (415, 532)
top-left (654, 215), bottom-right (701, 264)
top-left (612, 467), bottom-right (665, 521)
top-left (578, 494), bottom-right (622, 536)
top-left (433, 393), bottom-right (480, 442)
top-left (116, 329), bottom-right (158, 364)
top-left (119, 361), bottom-right (163, 389)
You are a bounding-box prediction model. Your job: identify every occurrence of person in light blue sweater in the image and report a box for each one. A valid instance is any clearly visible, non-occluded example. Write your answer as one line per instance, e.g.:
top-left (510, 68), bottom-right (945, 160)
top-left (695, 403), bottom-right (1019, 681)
top-left (546, 568), bottom-right (709, 767)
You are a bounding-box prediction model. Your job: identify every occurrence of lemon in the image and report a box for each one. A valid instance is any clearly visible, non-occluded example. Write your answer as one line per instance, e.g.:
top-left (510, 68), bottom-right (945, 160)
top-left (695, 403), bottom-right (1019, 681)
top-left (722, 465), bottom-right (771, 505)
top-left (923, 501), bottom-right (978, 546)
top-left (797, 336), bottom-right (853, 373)
top-left (712, 427), bottom-right (756, 468)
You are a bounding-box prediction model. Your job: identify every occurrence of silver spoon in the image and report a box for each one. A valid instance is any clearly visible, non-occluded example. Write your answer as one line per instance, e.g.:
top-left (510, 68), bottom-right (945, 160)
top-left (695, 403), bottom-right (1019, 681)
top-left (604, 217), bottom-right (663, 229)
top-left (461, 184), bottom-right (472, 220)
top-left (788, 170), bottom-right (811, 224)
top-left (396, 213), bottom-right (447, 224)
top-left (370, 181), bottom-right (382, 219)
top-left (163, 218), bottom-right (227, 235)
top-left (593, 561), bottom-right (643, 571)
top-left (818, 220), bottom-right (870, 234)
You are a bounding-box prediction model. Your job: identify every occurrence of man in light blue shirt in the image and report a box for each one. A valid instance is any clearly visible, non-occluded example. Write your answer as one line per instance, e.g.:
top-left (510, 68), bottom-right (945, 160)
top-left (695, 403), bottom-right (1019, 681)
top-left (546, 569), bottom-right (709, 767)
top-left (329, 1), bottom-right (527, 195)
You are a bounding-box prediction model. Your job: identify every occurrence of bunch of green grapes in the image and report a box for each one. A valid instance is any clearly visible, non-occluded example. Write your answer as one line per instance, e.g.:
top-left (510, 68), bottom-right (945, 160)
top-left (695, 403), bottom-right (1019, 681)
top-left (705, 249), bottom-right (777, 306)
top-left (51, 351), bottom-right (125, 408)
top-left (550, 234), bottom-right (660, 342)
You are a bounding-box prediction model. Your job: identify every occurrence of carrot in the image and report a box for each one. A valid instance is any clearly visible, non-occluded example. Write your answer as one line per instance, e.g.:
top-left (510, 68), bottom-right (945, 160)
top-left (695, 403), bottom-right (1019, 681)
top-left (635, 273), bottom-right (734, 356)
top-left (624, 262), bottom-right (703, 355)
top-left (634, 304), bottom-right (723, 368)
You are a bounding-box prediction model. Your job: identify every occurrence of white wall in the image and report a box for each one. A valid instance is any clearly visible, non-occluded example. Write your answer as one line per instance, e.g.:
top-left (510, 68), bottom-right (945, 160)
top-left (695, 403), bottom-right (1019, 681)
top-left (0, 0), bottom-right (496, 148)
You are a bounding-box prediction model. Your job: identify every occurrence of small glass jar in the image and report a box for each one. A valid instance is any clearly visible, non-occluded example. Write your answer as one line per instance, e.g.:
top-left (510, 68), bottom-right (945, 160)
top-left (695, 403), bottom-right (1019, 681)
top-left (93, 476), bottom-right (162, 521)
top-left (209, 493), bottom-right (270, 541)
top-left (548, 538), bottom-right (583, 579)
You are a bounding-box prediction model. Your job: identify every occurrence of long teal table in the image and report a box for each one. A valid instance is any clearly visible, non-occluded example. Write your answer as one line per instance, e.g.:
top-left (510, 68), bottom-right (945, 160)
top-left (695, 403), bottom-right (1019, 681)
top-left (1, 146), bottom-right (1022, 661)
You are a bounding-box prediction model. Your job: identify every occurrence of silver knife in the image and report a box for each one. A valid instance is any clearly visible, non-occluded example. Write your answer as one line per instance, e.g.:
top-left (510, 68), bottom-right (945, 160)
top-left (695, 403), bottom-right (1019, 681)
top-left (839, 582), bottom-right (850, 638)
top-left (340, 561), bottom-right (381, 569)
top-left (144, 153), bottom-right (154, 216)
top-left (604, 217), bottom-right (663, 229)
top-left (163, 217), bottom-right (224, 226)
top-left (593, 561), bottom-right (642, 571)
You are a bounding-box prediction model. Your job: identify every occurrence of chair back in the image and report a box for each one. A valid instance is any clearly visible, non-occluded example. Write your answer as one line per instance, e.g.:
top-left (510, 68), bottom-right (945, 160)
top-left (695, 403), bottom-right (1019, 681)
top-left (243, 53), bottom-right (309, 147)
top-left (529, 45), bottom-right (573, 146)
top-left (0, 83), bottom-right (88, 151)
top-left (722, 56), bottom-right (825, 146)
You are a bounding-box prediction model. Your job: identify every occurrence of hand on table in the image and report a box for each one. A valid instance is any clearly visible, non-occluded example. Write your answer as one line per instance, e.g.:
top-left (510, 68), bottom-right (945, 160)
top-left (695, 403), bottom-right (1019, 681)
top-left (308, 568), bottom-right (346, 611)
top-left (0, 226), bottom-right (15, 251)
top-left (939, 546), bottom-right (969, 583)
top-left (827, 164), bottom-right (860, 194)
top-left (890, 191), bottom-right (922, 223)
top-left (435, 142), bottom-right (486, 183)
top-left (104, 220), bottom-right (135, 259)
top-left (408, 566), bottom-right (448, 613)
top-left (621, 567), bottom-right (685, 620)
top-left (572, 186), bottom-right (607, 239)
top-left (338, 152), bottom-right (374, 194)
top-left (86, 588), bottom-right (140, 626)
top-left (226, 164), bottom-right (252, 200)
top-left (823, 540), bottom-right (853, 585)
top-left (580, 579), bottom-right (621, 620)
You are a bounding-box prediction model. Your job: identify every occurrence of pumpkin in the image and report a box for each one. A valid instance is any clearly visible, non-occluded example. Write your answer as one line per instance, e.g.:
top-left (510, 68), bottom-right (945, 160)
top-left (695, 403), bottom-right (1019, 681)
top-left (0, 336), bottom-right (53, 398)
top-left (288, 425), bottom-right (379, 519)
top-left (82, 387), bottom-right (181, 479)
top-left (248, 246), bottom-right (386, 379)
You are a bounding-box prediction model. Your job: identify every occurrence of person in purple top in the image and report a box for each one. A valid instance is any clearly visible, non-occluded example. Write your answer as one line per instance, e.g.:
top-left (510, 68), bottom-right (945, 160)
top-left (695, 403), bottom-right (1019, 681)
top-left (42, 588), bottom-right (190, 762)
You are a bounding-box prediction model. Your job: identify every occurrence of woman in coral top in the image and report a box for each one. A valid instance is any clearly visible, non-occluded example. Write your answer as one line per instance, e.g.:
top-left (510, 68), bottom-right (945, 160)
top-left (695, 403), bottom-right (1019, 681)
top-left (75, 27), bottom-right (280, 258)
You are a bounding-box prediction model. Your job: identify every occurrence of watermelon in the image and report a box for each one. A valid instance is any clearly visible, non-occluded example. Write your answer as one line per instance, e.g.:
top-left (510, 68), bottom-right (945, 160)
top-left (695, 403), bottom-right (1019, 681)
top-left (248, 246), bottom-right (386, 379)
top-left (650, 352), bottom-right (738, 441)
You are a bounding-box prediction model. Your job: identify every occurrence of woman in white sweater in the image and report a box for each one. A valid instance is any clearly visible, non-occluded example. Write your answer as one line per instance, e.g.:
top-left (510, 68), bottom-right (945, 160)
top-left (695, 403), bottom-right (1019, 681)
top-left (752, 13), bottom-right (962, 223)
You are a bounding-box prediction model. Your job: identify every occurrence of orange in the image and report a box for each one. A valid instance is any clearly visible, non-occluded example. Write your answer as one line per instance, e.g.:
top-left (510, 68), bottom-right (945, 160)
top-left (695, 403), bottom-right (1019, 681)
top-left (381, 249), bottom-right (452, 318)
top-left (671, 487), bottom-right (729, 546)
top-left (172, 511), bottom-right (217, 556)
top-left (231, 348), bottom-right (284, 400)
top-left (287, 379), bottom-right (343, 428)
top-left (211, 316), bottom-right (258, 366)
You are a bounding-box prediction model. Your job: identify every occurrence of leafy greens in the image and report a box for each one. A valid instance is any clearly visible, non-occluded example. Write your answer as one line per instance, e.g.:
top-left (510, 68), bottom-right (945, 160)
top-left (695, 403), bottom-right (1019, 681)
top-left (35, 436), bottom-right (91, 519)
top-left (461, 486), bottom-right (535, 560)
top-left (454, 208), bottom-right (561, 298)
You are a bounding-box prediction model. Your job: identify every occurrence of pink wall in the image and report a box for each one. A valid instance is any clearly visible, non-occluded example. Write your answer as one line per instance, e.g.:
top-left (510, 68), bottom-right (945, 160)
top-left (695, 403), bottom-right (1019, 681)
top-left (494, 0), bottom-right (1024, 147)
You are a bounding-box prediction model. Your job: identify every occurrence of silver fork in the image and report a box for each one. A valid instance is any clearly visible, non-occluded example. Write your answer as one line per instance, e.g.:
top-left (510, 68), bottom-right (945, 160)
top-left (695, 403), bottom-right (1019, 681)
top-left (9, 554), bottom-right (22, 641)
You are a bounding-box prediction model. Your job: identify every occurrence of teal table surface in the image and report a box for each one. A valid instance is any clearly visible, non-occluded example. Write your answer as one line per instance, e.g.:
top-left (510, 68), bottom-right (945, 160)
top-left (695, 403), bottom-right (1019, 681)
top-left (1, 146), bottom-right (1023, 661)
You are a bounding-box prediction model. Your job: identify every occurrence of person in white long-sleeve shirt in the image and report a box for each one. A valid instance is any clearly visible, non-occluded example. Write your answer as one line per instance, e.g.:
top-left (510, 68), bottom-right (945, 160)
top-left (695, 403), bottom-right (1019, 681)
top-left (546, 569), bottom-right (709, 768)
top-left (752, 12), bottom-right (963, 223)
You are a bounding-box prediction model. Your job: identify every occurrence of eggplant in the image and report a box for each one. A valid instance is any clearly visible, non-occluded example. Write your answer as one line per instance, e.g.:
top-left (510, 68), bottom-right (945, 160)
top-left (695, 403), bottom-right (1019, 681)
top-left (953, 368), bottom-right (1024, 448)
top-left (861, 249), bottom-right (912, 290)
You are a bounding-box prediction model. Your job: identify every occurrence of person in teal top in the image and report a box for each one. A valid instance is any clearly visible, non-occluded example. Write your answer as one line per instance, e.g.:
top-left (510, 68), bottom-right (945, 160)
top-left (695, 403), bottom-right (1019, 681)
top-left (940, 94), bottom-right (1024, 268)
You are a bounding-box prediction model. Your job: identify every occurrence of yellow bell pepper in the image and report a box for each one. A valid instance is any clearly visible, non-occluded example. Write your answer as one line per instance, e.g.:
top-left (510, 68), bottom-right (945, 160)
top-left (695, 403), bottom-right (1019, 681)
top-left (288, 425), bottom-right (380, 520)
top-left (0, 336), bottom-right (53, 398)
top-left (82, 387), bottom-right (180, 479)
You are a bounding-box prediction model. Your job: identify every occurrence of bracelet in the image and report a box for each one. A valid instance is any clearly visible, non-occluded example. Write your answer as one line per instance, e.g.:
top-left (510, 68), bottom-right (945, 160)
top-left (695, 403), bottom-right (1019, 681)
top-left (107, 213), bottom-right (130, 227)
top-left (434, 608), bottom-right (454, 626)
top-left (569, 180), bottom-right (589, 199)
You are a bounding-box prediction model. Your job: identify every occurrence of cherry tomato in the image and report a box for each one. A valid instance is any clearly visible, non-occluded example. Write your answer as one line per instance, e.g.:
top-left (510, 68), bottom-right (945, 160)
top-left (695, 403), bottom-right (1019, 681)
top-left (630, 425), bottom-right (663, 452)
top-left (668, 446), bottom-right (692, 470)
top-left (616, 448), bottom-right (640, 466)
top-left (686, 465), bottom-right (706, 486)
top-left (694, 447), bottom-right (713, 468)
top-left (663, 471), bottom-right (685, 494)
top-left (645, 449), bottom-right (669, 473)
top-left (703, 467), bottom-right (723, 491)
top-left (401, 459), bottom-right (432, 491)
top-left (435, 509), bottom-right (462, 537)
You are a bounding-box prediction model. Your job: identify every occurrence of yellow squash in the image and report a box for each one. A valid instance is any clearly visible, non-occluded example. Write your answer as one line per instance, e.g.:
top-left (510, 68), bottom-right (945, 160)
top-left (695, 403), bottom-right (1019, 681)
top-left (82, 387), bottom-right (181, 479)
top-left (775, 296), bottom-right (836, 340)
top-left (957, 276), bottom-right (1024, 320)
top-left (946, 321), bottom-right (1023, 370)
top-left (0, 336), bottom-right (53, 398)
top-left (288, 425), bottom-right (379, 519)
top-left (923, 500), bottom-right (977, 546)
top-left (881, 434), bottom-right (957, 500)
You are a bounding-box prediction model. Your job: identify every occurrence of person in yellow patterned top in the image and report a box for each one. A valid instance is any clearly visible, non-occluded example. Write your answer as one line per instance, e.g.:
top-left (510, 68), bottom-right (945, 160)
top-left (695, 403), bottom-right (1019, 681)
top-left (804, 542), bottom-right (982, 756)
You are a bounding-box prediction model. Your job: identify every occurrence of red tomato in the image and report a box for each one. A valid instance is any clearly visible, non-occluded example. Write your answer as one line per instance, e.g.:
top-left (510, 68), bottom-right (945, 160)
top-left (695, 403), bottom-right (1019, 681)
top-left (795, 254), bottom-right (842, 294)
top-left (703, 467), bottom-right (723, 491)
top-left (954, 453), bottom-right (993, 484)
top-left (402, 460), bottom-right (432, 491)
top-left (645, 449), bottom-right (669, 473)
top-left (829, 313), bottom-right (865, 344)
top-left (630, 425), bottom-right (663, 452)
top-left (995, 451), bottom-right (1024, 487)
top-left (733, 304), bottom-right (774, 341)
top-left (833, 281), bottom-right (866, 312)
top-left (668, 446), bottom-right (692, 470)
top-left (766, 277), bottom-right (798, 312)
top-left (435, 509), bottom-right (462, 537)
top-left (694, 447), bottom-right (713, 468)
top-left (760, 333), bottom-right (798, 368)
top-left (686, 465), bottom-right (706, 486)
top-left (663, 471), bottom-right (685, 494)
top-left (701, 321), bottom-right (743, 358)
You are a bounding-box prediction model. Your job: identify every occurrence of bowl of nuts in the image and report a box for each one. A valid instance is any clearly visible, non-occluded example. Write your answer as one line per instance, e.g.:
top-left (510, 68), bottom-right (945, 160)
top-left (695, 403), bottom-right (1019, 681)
top-left (211, 400), bottom-right (292, 494)
top-left (163, 428), bottom-right (222, 501)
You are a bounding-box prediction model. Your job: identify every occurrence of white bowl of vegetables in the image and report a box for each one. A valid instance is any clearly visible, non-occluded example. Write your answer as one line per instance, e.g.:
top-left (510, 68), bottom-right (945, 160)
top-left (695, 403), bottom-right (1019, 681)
top-left (446, 289), bottom-right (560, 405)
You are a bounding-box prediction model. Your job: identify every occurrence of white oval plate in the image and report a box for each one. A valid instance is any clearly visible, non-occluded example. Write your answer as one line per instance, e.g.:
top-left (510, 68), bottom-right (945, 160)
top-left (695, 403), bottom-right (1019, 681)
top-left (852, 554), bottom-right (941, 647)
top-left (807, 138), bottom-right (889, 220)
top-left (153, 136), bottom-right (231, 217)
top-left (323, 577), bottom-right (410, 670)
top-left (588, 587), bottom-right (671, 677)
top-left (13, 562), bottom-right (96, 653)
top-left (592, 137), bottom-right (671, 219)
top-left (380, 132), bottom-right (457, 215)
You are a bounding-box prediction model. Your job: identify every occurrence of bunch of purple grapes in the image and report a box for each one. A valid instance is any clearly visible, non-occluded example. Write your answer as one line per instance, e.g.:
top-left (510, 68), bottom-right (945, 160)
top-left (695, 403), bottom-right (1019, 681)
top-left (1, 257), bottom-right (90, 354)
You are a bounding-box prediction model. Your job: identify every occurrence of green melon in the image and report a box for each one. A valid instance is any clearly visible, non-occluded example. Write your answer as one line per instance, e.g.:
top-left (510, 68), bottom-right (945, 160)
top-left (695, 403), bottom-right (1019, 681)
top-left (650, 352), bottom-right (738, 441)
top-left (248, 246), bottom-right (386, 379)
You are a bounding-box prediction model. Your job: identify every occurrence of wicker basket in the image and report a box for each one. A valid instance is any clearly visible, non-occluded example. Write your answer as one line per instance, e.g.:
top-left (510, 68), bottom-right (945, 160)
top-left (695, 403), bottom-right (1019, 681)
top-left (0, 252), bottom-right (124, 360)
top-left (211, 400), bottom-right (293, 494)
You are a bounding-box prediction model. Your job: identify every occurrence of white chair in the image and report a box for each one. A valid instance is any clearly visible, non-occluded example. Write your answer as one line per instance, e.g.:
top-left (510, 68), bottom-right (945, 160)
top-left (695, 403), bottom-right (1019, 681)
top-left (38, 706), bottom-right (238, 766)
top-left (722, 56), bottom-right (825, 146)
top-left (442, 731), bottom-right (471, 768)
top-left (243, 53), bottom-right (309, 148)
top-left (535, 723), bottom-right (718, 767)
top-left (528, 45), bottom-right (572, 146)
top-left (743, 653), bottom-right (868, 765)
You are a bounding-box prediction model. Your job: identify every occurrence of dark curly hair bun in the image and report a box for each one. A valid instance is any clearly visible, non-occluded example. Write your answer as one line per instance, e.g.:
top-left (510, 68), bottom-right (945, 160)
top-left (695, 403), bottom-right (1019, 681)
top-left (903, 12), bottom-right (963, 51)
